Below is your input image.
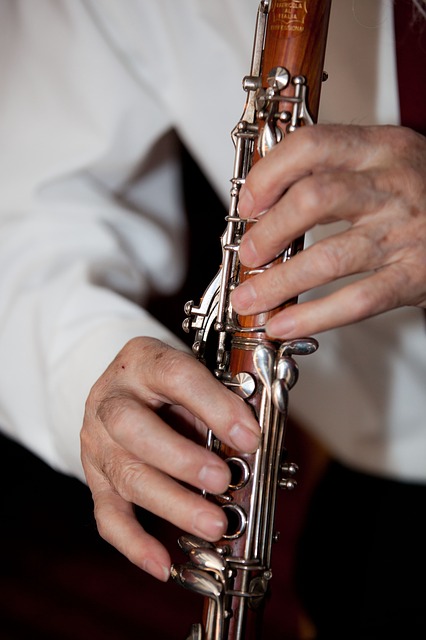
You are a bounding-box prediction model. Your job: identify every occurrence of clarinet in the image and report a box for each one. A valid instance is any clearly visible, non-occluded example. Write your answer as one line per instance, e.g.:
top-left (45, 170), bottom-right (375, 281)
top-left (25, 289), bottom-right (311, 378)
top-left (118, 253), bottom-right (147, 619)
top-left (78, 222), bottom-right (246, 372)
top-left (172, 1), bottom-right (331, 638)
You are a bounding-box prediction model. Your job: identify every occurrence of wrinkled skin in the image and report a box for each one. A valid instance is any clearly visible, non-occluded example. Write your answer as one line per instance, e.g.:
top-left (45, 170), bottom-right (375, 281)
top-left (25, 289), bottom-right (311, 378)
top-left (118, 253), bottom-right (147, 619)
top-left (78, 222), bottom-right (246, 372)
top-left (81, 124), bottom-right (426, 581)
top-left (232, 124), bottom-right (426, 336)
top-left (81, 337), bottom-right (261, 581)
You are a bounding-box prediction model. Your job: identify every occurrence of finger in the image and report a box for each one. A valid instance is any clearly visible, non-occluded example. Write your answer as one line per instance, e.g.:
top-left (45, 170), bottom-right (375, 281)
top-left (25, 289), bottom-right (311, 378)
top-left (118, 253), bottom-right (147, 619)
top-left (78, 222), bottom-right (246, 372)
top-left (264, 263), bottom-right (415, 338)
top-left (117, 340), bottom-right (262, 453)
top-left (237, 124), bottom-right (386, 219)
top-left (89, 452), bottom-right (228, 560)
top-left (91, 481), bottom-right (172, 581)
top-left (238, 168), bottom-right (387, 269)
top-left (108, 458), bottom-right (228, 543)
top-left (97, 395), bottom-right (232, 495)
top-left (234, 171), bottom-right (426, 319)
top-left (232, 217), bottom-right (391, 317)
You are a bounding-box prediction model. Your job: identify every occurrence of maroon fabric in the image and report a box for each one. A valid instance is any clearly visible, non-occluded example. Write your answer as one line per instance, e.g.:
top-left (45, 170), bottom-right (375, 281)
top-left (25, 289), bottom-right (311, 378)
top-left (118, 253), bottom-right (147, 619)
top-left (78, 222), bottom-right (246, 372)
top-left (394, 0), bottom-right (426, 135)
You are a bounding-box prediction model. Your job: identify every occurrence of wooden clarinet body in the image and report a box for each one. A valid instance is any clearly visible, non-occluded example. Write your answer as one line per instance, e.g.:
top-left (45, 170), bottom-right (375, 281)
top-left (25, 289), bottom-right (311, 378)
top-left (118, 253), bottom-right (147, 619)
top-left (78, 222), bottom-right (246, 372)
top-left (172, 2), bottom-right (331, 638)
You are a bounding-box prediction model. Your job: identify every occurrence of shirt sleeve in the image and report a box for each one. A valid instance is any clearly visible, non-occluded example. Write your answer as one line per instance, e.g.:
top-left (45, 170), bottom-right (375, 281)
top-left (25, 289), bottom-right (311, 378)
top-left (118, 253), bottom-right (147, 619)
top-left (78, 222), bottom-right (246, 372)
top-left (0, 1), bottom-right (187, 480)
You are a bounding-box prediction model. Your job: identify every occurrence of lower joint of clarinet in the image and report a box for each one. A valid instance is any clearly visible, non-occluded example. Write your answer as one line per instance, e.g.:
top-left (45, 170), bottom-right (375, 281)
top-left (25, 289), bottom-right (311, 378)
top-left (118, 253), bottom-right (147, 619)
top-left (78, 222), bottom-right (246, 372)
top-left (215, 492), bottom-right (233, 505)
top-left (279, 461), bottom-right (299, 490)
top-left (281, 462), bottom-right (299, 476)
top-left (226, 456), bottom-right (251, 490)
top-left (222, 372), bottom-right (256, 399)
top-left (221, 503), bottom-right (247, 540)
top-left (247, 573), bottom-right (272, 610)
top-left (279, 478), bottom-right (297, 490)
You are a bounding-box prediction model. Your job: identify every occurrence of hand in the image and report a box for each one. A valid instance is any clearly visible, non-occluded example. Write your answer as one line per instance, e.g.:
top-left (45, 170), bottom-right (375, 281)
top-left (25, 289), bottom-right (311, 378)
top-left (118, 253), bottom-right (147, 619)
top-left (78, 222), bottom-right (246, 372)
top-left (231, 124), bottom-right (426, 337)
top-left (80, 337), bottom-right (261, 581)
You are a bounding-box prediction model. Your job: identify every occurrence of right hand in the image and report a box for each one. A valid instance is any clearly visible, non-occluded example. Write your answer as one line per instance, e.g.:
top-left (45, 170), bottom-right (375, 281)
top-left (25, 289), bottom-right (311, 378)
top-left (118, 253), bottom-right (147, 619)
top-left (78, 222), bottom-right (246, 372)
top-left (232, 124), bottom-right (426, 337)
top-left (80, 337), bottom-right (261, 581)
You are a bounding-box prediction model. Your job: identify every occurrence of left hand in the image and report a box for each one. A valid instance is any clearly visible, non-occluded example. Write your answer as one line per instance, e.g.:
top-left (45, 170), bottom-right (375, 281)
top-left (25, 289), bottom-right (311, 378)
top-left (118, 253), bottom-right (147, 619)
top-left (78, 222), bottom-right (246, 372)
top-left (81, 337), bottom-right (260, 581)
top-left (231, 124), bottom-right (426, 338)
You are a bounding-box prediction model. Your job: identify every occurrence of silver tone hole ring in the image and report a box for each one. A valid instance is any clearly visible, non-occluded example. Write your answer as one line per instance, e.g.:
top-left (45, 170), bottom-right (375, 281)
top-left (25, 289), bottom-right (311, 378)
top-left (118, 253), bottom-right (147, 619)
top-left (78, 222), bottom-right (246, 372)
top-left (222, 504), bottom-right (247, 540)
top-left (226, 457), bottom-right (251, 490)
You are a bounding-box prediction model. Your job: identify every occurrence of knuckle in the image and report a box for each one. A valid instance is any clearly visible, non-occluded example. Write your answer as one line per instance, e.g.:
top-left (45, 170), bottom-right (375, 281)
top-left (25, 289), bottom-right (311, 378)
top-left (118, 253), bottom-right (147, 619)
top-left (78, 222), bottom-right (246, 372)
top-left (389, 124), bottom-right (422, 155)
top-left (91, 485), bottom-right (120, 542)
top-left (79, 419), bottom-right (92, 453)
top-left (314, 239), bottom-right (347, 279)
top-left (84, 377), bottom-right (105, 420)
top-left (95, 392), bottom-right (130, 433)
top-left (94, 519), bottom-right (108, 543)
top-left (100, 452), bottom-right (149, 505)
top-left (349, 287), bottom-right (380, 321)
top-left (257, 216), bottom-right (284, 256)
top-left (118, 460), bottom-right (150, 502)
top-left (261, 264), bottom-right (290, 305)
top-left (291, 174), bottom-right (328, 216)
top-left (293, 122), bottom-right (323, 151)
top-left (155, 348), bottom-right (197, 393)
top-left (350, 272), bottom-right (404, 322)
top-left (401, 165), bottom-right (426, 200)
top-left (131, 338), bottom-right (193, 391)
top-left (94, 503), bottom-right (113, 543)
top-left (155, 347), bottom-right (184, 379)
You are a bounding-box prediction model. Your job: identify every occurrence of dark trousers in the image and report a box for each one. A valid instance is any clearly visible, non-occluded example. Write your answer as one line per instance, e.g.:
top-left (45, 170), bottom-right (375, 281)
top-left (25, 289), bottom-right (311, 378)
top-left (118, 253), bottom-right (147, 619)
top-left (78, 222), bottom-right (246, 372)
top-left (295, 461), bottom-right (426, 640)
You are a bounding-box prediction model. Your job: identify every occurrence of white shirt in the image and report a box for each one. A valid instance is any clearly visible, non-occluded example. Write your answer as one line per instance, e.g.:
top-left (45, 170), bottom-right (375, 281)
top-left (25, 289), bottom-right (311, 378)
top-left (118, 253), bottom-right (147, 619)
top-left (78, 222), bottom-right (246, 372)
top-left (0, 0), bottom-right (425, 482)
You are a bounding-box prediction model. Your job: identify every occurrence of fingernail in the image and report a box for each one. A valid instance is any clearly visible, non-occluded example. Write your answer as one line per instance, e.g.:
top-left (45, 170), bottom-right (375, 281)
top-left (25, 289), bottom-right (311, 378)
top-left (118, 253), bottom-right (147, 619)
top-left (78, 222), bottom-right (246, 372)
top-left (229, 423), bottom-right (260, 453)
top-left (267, 314), bottom-right (296, 338)
top-left (199, 464), bottom-right (229, 494)
top-left (238, 186), bottom-right (254, 218)
top-left (194, 511), bottom-right (226, 540)
top-left (239, 236), bottom-right (258, 266)
top-left (231, 281), bottom-right (256, 312)
top-left (144, 558), bottom-right (170, 582)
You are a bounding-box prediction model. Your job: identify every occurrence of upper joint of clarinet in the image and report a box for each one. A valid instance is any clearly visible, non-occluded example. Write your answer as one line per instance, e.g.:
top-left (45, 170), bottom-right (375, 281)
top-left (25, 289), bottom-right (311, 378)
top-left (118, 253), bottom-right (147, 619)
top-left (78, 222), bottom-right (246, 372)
top-left (260, 0), bottom-right (270, 14)
top-left (257, 68), bottom-right (314, 156)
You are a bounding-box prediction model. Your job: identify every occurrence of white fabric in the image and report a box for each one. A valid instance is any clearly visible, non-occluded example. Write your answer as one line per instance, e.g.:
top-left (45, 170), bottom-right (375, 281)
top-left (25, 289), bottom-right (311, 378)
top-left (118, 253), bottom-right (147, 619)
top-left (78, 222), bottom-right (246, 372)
top-left (0, 0), bottom-right (424, 483)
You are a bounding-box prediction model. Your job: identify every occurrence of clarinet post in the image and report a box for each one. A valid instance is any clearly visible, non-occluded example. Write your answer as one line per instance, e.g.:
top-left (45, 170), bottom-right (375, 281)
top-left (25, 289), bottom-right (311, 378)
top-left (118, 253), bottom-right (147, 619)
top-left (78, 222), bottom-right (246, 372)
top-left (172, 1), bottom-right (331, 638)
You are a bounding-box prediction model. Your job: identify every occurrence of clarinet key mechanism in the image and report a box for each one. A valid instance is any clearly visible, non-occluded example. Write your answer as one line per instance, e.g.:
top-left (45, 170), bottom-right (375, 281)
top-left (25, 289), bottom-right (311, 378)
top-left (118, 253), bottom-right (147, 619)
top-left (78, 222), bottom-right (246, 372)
top-left (172, 1), bottom-right (331, 638)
